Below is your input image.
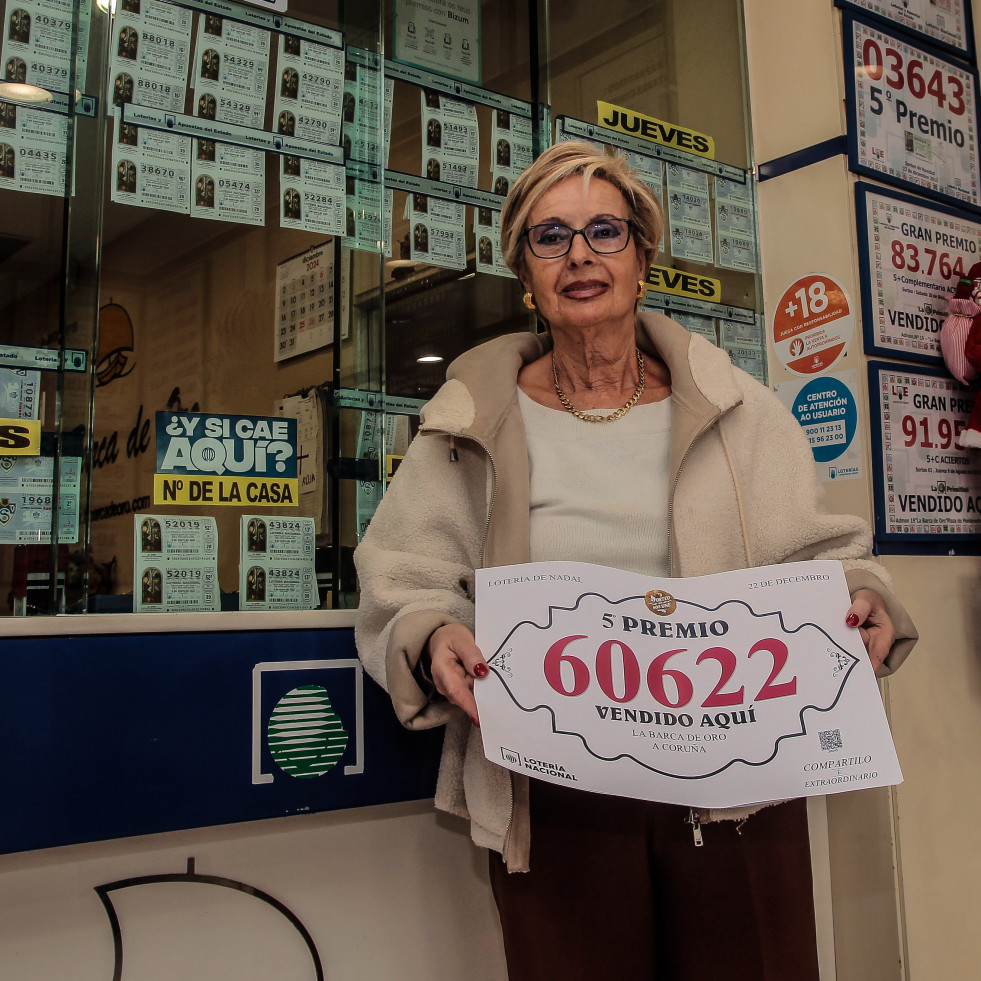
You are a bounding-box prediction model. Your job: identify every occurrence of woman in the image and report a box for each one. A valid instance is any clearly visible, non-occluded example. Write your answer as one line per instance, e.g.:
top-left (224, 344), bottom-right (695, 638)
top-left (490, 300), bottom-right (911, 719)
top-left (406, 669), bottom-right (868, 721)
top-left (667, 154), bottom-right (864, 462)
top-left (355, 142), bottom-right (917, 979)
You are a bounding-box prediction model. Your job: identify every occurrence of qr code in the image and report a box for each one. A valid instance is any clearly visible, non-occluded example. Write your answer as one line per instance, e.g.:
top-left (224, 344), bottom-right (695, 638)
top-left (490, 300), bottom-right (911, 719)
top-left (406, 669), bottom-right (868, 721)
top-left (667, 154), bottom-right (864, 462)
top-left (818, 729), bottom-right (843, 752)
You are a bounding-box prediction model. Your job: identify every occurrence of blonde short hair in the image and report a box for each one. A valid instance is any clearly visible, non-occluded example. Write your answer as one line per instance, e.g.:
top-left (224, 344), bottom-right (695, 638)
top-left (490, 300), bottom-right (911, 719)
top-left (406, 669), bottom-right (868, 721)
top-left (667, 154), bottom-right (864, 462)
top-left (500, 141), bottom-right (663, 284)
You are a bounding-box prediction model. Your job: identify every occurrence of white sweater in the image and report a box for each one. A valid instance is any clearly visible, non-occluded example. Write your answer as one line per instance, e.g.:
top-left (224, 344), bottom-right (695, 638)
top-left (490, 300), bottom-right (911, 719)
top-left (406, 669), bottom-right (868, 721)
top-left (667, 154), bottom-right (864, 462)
top-left (517, 389), bottom-right (672, 576)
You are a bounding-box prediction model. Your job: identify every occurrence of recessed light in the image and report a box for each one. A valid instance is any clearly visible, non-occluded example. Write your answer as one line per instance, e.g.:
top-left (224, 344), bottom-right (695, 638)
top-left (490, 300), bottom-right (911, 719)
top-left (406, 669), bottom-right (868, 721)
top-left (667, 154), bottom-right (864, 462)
top-left (0, 82), bottom-right (52, 104)
top-left (417, 355), bottom-right (444, 364)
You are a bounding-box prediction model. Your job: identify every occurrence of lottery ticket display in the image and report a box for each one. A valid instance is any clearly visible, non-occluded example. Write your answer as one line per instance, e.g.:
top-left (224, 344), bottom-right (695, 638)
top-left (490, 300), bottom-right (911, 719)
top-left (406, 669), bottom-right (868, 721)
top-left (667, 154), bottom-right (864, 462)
top-left (192, 14), bottom-right (269, 129)
top-left (407, 192), bottom-right (466, 270)
top-left (239, 514), bottom-right (317, 610)
top-left (133, 513), bottom-right (219, 612)
top-left (1, 0), bottom-right (91, 93)
top-left (0, 454), bottom-right (79, 544)
top-left (0, 100), bottom-right (68, 196)
top-left (666, 163), bottom-right (712, 264)
top-left (108, 0), bottom-right (193, 114)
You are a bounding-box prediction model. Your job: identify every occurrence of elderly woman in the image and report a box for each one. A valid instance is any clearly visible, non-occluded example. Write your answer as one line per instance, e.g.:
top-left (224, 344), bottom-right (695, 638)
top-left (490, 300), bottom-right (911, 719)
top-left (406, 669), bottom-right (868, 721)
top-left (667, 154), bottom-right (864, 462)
top-left (355, 142), bottom-right (917, 980)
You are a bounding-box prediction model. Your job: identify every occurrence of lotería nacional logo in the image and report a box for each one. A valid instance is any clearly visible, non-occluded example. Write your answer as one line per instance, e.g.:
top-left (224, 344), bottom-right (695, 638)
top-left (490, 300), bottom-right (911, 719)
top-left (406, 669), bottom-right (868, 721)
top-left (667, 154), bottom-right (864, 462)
top-left (0, 497), bottom-right (16, 525)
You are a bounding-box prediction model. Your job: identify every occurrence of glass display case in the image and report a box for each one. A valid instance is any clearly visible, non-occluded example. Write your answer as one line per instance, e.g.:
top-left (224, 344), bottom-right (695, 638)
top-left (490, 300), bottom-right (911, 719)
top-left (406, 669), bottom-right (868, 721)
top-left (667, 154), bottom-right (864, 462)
top-left (0, 0), bottom-right (758, 616)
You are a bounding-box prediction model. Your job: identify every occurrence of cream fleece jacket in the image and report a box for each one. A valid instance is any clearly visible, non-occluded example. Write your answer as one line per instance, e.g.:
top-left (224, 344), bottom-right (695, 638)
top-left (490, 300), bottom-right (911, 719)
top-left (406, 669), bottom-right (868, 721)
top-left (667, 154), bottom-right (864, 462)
top-left (354, 312), bottom-right (918, 872)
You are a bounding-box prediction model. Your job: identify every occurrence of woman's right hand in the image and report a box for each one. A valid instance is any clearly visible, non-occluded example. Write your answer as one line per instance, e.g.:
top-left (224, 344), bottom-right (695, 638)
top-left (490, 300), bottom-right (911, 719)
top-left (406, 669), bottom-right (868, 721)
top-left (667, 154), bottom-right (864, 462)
top-left (427, 623), bottom-right (488, 727)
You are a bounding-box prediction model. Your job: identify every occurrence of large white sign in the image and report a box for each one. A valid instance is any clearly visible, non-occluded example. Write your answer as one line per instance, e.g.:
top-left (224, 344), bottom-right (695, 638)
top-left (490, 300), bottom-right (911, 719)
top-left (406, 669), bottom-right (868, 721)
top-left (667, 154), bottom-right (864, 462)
top-left (846, 14), bottom-right (980, 208)
top-left (858, 183), bottom-right (980, 363)
top-left (474, 560), bottom-right (902, 809)
top-left (869, 361), bottom-right (981, 543)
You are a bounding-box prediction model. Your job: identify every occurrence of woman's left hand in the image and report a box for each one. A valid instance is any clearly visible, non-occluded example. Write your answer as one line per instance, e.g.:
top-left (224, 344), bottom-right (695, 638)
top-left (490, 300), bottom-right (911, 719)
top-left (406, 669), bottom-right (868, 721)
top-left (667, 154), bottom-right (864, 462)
top-left (846, 589), bottom-right (896, 675)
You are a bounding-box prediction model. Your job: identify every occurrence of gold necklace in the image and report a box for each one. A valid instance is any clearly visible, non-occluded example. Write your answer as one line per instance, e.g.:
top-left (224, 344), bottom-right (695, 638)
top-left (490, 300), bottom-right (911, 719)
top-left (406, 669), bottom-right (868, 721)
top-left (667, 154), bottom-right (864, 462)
top-left (552, 348), bottom-right (646, 423)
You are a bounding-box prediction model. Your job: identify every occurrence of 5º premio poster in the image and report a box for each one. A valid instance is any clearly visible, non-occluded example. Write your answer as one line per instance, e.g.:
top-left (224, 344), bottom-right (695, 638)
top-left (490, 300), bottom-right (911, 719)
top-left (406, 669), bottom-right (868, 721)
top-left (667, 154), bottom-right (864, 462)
top-left (868, 360), bottom-right (981, 552)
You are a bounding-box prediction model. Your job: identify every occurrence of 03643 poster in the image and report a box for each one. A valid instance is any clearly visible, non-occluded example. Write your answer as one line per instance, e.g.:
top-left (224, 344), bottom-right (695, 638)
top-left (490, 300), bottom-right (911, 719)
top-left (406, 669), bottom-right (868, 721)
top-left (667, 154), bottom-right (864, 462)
top-left (474, 560), bottom-right (902, 809)
top-left (843, 11), bottom-right (980, 209)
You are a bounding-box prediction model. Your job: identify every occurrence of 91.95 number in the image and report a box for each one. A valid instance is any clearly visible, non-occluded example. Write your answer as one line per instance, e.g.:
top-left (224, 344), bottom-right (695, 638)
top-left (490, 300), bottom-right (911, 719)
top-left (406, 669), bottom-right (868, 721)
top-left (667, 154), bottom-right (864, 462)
top-left (902, 414), bottom-right (964, 448)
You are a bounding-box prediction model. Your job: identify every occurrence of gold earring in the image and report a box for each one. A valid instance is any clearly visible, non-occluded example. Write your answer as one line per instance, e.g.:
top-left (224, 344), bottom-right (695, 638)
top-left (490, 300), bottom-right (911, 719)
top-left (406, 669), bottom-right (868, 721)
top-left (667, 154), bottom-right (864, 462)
top-left (636, 281), bottom-right (648, 301)
top-left (523, 292), bottom-right (537, 311)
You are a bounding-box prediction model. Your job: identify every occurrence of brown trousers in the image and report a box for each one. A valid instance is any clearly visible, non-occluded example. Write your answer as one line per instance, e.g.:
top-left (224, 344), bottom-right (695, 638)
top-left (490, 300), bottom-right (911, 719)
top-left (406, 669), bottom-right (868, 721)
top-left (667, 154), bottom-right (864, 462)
top-left (489, 782), bottom-right (820, 981)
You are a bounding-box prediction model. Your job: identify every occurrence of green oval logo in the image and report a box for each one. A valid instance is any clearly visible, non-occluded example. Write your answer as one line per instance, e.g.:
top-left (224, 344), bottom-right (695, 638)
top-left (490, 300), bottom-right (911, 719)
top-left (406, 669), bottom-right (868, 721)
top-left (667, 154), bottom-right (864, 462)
top-left (267, 685), bottom-right (349, 779)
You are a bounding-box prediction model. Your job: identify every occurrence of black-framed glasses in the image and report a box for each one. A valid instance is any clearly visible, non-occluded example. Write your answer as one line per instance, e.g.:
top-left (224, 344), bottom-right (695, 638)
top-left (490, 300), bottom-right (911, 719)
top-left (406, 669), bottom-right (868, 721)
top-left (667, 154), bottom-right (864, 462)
top-left (523, 218), bottom-right (633, 258)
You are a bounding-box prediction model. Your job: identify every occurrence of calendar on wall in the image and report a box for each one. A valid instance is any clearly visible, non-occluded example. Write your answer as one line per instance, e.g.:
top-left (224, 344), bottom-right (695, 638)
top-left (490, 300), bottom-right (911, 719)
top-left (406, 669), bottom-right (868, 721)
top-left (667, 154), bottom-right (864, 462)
top-left (274, 241), bottom-right (334, 362)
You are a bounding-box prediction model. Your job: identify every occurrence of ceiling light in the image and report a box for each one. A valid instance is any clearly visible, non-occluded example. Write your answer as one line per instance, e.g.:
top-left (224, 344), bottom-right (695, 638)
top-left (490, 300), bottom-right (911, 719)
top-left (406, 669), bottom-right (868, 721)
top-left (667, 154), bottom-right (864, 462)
top-left (417, 355), bottom-right (444, 364)
top-left (0, 81), bottom-right (52, 103)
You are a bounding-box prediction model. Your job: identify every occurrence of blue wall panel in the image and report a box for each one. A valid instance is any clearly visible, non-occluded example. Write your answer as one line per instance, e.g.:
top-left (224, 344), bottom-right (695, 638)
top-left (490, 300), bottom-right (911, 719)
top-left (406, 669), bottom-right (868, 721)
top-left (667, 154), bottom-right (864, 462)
top-left (0, 628), bottom-right (442, 853)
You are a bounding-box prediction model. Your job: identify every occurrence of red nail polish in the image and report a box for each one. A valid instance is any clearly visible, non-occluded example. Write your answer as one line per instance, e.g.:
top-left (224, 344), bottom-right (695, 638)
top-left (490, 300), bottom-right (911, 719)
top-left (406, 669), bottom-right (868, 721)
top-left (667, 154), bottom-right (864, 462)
top-left (473, 662), bottom-right (489, 679)
top-left (846, 613), bottom-right (860, 627)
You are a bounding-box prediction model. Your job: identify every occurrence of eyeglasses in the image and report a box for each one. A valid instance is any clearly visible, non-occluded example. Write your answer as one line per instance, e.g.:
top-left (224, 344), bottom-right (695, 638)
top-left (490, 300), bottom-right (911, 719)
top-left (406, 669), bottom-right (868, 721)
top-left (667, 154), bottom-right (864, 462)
top-left (523, 218), bottom-right (633, 258)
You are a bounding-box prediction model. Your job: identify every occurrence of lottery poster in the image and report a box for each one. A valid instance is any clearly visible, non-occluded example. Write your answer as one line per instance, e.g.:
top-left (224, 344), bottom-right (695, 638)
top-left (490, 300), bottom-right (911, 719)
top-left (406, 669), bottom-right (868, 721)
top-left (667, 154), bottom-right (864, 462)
top-left (475, 560), bottom-right (902, 809)
top-left (275, 241), bottom-right (334, 362)
top-left (715, 176), bottom-right (758, 273)
top-left (273, 32), bottom-right (343, 146)
top-left (0, 100), bottom-right (68, 196)
top-left (420, 90), bottom-right (479, 188)
top-left (107, 0), bottom-right (192, 114)
top-left (868, 360), bottom-right (981, 550)
top-left (154, 411), bottom-right (298, 508)
top-left (111, 107), bottom-right (190, 213)
top-left (0, 454), bottom-right (80, 543)
top-left (238, 514), bottom-right (317, 610)
top-left (280, 155), bottom-right (345, 237)
top-left (775, 370), bottom-right (863, 483)
top-left (490, 110), bottom-right (532, 197)
top-left (191, 13), bottom-right (269, 130)
top-left (856, 181), bottom-right (980, 365)
top-left (474, 205), bottom-right (511, 279)
top-left (1, 0), bottom-right (91, 93)
top-left (665, 163), bottom-right (713, 264)
top-left (133, 513), bottom-right (219, 613)
top-left (0, 368), bottom-right (39, 419)
top-left (407, 192), bottom-right (466, 270)
top-left (836, 0), bottom-right (972, 57)
top-left (191, 141), bottom-right (264, 225)
top-left (843, 12), bottom-right (980, 209)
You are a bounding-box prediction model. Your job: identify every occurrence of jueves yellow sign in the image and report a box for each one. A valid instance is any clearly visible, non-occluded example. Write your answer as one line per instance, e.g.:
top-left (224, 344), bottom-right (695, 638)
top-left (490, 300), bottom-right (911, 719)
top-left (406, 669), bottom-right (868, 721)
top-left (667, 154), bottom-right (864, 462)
top-left (646, 265), bottom-right (722, 302)
top-left (597, 102), bottom-right (715, 158)
top-left (0, 418), bottom-right (41, 455)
